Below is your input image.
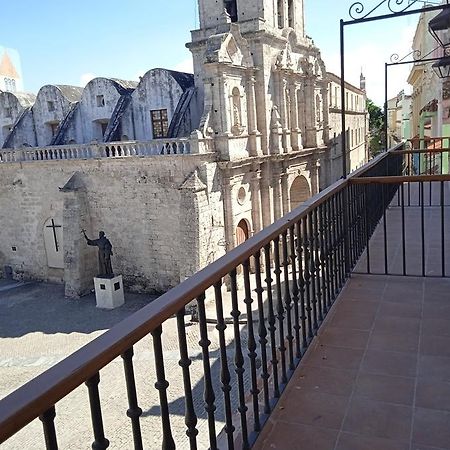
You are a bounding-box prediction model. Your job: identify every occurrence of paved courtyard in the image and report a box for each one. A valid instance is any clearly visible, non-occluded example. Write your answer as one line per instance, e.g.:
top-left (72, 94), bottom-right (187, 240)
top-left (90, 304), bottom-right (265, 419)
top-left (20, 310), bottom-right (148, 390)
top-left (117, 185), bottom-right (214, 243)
top-left (0, 279), bottom-right (251, 449)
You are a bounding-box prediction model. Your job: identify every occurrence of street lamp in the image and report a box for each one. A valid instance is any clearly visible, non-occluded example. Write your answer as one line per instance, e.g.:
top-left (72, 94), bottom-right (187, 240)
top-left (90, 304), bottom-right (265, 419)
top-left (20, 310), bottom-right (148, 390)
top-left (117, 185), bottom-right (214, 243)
top-left (432, 56), bottom-right (450, 78)
top-left (429, 7), bottom-right (450, 49)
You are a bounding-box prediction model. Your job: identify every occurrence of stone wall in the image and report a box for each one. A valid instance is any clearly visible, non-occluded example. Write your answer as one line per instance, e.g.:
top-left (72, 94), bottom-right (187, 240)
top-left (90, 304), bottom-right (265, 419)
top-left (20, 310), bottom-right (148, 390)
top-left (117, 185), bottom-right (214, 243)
top-left (0, 153), bottom-right (224, 295)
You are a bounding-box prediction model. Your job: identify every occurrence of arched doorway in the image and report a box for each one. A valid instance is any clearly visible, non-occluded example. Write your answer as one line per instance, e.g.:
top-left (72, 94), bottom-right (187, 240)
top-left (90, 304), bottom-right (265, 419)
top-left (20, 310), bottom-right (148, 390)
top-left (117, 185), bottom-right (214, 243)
top-left (290, 175), bottom-right (311, 210)
top-left (236, 219), bottom-right (250, 246)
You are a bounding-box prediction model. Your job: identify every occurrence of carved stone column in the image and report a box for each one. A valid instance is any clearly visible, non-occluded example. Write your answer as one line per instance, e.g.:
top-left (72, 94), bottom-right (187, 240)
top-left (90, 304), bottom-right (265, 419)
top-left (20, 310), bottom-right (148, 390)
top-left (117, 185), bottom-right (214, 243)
top-left (247, 74), bottom-right (261, 156)
top-left (250, 168), bottom-right (262, 234)
top-left (289, 81), bottom-right (303, 150)
top-left (272, 164), bottom-right (283, 221)
top-left (260, 163), bottom-right (273, 228)
top-left (281, 168), bottom-right (290, 215)
top-left (279, 75), bottom-right (291, 152)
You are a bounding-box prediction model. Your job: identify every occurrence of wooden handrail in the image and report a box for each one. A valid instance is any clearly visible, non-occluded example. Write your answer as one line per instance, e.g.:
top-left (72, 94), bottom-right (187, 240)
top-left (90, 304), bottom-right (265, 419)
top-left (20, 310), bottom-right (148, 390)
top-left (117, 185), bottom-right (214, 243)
top-left (351, 175), bottom-right (450, 184)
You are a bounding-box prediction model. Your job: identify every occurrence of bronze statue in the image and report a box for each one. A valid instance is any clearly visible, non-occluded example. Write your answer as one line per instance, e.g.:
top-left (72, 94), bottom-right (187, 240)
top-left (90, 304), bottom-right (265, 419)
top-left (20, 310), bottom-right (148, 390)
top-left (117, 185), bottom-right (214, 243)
top-left (82, 230), bottom-right (114, 278)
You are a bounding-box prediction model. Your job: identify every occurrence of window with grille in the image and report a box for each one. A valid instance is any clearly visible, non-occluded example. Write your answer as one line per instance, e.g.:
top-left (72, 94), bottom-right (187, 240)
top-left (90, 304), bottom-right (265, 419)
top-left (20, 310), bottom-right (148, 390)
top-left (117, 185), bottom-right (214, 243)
top-left (151, 109), bottom-right (169, 139)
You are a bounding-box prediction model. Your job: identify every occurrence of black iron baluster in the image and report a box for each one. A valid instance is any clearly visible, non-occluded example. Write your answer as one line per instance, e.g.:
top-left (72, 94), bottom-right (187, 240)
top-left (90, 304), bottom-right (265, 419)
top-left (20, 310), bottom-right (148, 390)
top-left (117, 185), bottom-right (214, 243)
top-left (214, 280), bottom-right (235, 448)
top-left (273, 237), bottom-right (287, 384)
top-left (151, 326), bottom-right (175, 450)
top-left (318, 203), bottom-right (328, 315)
top-left (289, 225), bottom-right (301, 360)
top-left (302, 216), bottom-right (313, 341)
top-left (253, 255), bottom-right (271, 418)
top-left (264, 243), bottom-right (280, 398)
top-left (401, 183), bottom-right (406, 276)
top-left (327, 198), bottom-right (336, 302)
top-left (121, 347), bottom-right (143, 450)
top-left (295, 221), bottom-right (308, 350)
top-left (39, 406), bottom-right (58, 450)
top-left (176, 310), bottom-right (199, 449)
top-left (382, 183), bottom-right (388, 275)
top-left (229, 269), bottom-right (250, 448)
top-left (324, 198), bottom-right (333, 308)
top-left (307, 212), bottom-right (318, 333)
top-left (243, 259), bottom-right (261, 432)
top-left (364, 184), bottom-right (370, 274)
top-left (441, 181), bottom-right (446, 277)
top-left (337, 190), bottom-right (344, 285)
top-left (408, 179), bottom-right (411, 207)
top-left (331, 194), bottom-right (339, 296)
top-left (281, 230), bottom-right (295, 371)
top-left (196, 293), bottom-right (217, 449)
top-left (421, 181), bottom-right (425, 277)
top-left (85, 373), bottom-right (110, 450)
top-left (313, 207), bottom-right (323, 323)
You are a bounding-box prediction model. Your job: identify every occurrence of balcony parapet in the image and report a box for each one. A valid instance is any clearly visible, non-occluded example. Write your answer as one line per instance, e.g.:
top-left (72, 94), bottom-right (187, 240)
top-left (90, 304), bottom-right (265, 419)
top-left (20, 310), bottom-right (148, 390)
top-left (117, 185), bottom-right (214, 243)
top-left (0, 137), bottom-right (211, 163)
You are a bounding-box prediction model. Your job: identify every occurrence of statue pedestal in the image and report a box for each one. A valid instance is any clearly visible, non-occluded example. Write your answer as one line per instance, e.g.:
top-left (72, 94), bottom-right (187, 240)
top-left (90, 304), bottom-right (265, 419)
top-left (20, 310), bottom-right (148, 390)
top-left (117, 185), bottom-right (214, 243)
top-left (94, 275), bottom-right (125, 309)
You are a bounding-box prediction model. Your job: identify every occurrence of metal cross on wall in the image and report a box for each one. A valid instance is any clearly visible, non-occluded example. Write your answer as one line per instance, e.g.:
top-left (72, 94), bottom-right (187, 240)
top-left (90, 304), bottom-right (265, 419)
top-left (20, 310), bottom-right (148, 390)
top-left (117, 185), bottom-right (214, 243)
top-left (46, 219), bottom-right (62, 252)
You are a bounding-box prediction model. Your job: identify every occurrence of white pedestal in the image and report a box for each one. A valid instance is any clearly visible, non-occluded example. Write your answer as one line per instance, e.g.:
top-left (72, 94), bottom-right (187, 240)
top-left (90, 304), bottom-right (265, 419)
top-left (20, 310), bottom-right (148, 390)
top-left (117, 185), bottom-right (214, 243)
top-left (94, 275), bottom-right (125, 309)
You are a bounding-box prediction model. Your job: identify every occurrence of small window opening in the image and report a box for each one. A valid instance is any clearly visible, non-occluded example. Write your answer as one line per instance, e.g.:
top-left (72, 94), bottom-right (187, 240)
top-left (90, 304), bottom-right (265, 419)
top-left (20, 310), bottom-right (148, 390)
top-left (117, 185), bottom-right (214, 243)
top-left (224, 0), bottom-right (238, 22)
top-left (47, 101), bottom-right (55, 112)
top-left (96, 95), bottom-right (105, 107)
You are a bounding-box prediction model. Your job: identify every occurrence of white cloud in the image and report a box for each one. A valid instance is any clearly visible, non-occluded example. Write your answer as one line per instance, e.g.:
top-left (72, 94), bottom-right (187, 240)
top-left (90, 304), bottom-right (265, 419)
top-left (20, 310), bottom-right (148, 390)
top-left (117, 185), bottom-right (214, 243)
top-left (79, 72), bottom-right (96, 86)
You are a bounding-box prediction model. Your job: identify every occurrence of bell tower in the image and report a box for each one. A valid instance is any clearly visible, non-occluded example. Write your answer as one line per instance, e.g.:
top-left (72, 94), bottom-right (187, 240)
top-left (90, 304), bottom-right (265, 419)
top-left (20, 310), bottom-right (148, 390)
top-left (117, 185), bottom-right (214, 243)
top-left (196, 0), bottom-right (305, 37)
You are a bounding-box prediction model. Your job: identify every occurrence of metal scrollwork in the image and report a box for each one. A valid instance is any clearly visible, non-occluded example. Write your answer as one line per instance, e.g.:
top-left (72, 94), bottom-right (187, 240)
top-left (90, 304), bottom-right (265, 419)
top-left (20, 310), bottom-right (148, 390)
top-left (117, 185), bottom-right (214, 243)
top-left (349, 0), bottom-right (422, 20)
top-left (390, 49), bottom-right (422, 63)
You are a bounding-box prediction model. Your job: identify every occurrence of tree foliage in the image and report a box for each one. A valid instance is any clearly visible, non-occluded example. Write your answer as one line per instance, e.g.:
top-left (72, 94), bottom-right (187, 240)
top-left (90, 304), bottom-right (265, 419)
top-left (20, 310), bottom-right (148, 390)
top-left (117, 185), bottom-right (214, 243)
top-left (366, 99), bottom-right (384, 156)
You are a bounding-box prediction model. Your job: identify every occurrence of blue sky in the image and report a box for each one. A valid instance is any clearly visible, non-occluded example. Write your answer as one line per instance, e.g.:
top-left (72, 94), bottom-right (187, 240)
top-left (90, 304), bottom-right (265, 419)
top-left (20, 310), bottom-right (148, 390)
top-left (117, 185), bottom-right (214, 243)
top-left (1, 0), bottom-right (420, 105)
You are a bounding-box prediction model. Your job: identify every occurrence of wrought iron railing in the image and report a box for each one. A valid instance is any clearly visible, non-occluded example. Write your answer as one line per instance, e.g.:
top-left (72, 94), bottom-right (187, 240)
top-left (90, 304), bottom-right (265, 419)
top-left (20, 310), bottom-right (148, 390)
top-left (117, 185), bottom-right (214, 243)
top-left (0, 145), bottom-right (414, 449)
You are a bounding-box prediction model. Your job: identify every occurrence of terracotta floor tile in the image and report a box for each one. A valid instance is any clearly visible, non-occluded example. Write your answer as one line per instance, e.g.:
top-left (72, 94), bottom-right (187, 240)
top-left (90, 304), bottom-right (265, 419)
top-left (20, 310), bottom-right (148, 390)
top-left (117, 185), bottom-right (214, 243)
top-left (420, 335), bottom-right (450, 358)
top-left (292, 365), bottom-right (357, 397)
top-left (413, 408), bottom-right (450, 449)
top-left (368, 331), bottom-right (419, 354)
top-left (302, 344), bottom-right (364, 372)
top-left (378, 301), bottom-right (422, 319)
top-left (418, 355), bottom-right (450, 381)
top-left (342, 397), bottom-right (412, 441)
top-left (373, 316), bottom-right (420, 336)
top-left (274, 390), bottom-right (349, 430)
top-left (360, 349), bottom-right (417, 377)
top-left (316, 327), bottom-right (369, 350)
top-left (335, 432), bottom-right (409, 450)
top-left (328, 310), bottom-right (376, 331)
top-left (334, 299), bottom-right (380, 315)
top-left (382, 290), bottom-right (423, 303)
top-left (422, 304), bottom-right (450, 320)
top-left (256, 421), bottom-right (338, 450)
top-left (416, 378), bottom-right (450, 412)
top-left (422, 318), bottom-right (450, 337)
top-left (354, 373), bottom-right (415, 405)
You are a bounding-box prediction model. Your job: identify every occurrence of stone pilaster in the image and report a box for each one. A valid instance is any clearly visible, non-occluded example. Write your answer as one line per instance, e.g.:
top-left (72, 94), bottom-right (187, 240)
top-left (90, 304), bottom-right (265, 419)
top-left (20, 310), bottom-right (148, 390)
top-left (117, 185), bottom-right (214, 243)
top-left (289, 81), bottom-right (303, 150)
top-left (246, 74), bottom-right (261, 156)
top-left (60, 172), bottom-right (96, 298)
top-left (281, 169), bottom-right (290, 215)
top-left (250, 168), bottom-right (262, 234)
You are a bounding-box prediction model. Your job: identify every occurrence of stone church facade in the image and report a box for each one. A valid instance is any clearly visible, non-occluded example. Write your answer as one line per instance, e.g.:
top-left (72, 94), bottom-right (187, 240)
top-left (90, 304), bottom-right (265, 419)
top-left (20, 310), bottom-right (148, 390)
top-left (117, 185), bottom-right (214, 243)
top-left (0, 0), bottom-right (368, 296)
